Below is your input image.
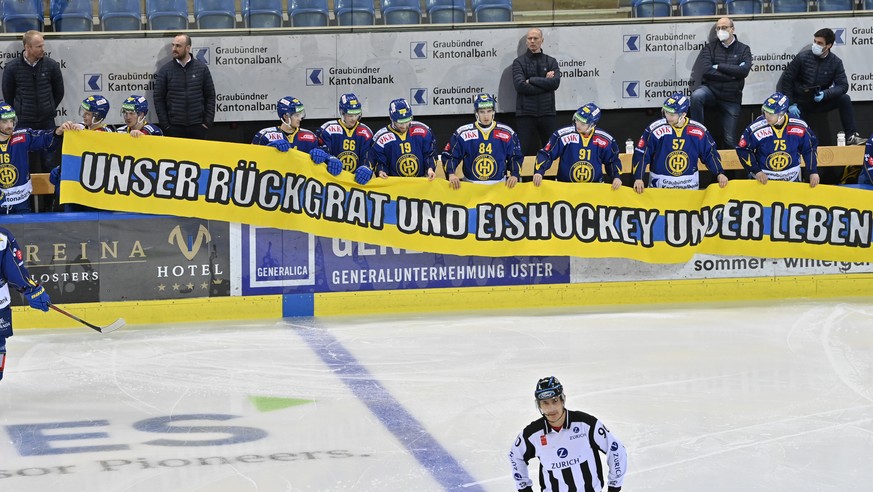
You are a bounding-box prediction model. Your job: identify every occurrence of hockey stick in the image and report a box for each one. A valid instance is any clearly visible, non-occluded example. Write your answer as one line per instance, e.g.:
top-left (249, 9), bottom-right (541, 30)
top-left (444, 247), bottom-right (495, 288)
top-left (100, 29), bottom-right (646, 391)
top-left (49, 305), bottom-right (126, 334)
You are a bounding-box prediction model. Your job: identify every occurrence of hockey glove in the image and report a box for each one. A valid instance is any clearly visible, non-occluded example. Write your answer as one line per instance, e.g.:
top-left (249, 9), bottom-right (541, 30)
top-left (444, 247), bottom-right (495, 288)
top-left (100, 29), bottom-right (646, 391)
top-left (268, 138), bottom-right (291, 152)
top-left (788, 104), bottom-right (801, 119)
top-left (814, 91), bottom-right (825, 103)
top-left (25, 285), bottom-right (51, 312)
top-left (49, 166), bottom-right (61, 186)
top-left (355, 166), bottom-right (373, 185)
top-left (326, 156), bottom-right (343, 176)
top-left (309, 148), bottom-right (329, 164)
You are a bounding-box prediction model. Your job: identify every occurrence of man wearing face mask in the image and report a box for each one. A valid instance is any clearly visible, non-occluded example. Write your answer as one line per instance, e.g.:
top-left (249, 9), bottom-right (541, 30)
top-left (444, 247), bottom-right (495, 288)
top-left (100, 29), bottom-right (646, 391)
top-left (689, 17), bottom-right (752, 149)
top-left (780, 28), bottom-right (866, 146)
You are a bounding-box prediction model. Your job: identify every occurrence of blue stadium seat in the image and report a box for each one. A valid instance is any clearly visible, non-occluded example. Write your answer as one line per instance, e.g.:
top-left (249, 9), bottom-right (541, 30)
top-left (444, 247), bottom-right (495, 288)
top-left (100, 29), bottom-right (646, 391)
top-left (290, 0), bottom-right (328, 26)
top-left (816, 0), bottom-right (853, 10)
top-left (100, 0), bottom-right (142, 30)
top-left (471, 0), bottom-right (511, 22)
top-left (426, 0), bottom-right (465, 22)
top-left (51, 0), bottom-right (93, 31)
top-left (335, 0), bottom-right (375, 25)
top-left (2, 0), bottom-right (43, 32)
top-left (724, 0), bottom-right (763, 13)
top-left (381, 0), bottom-right (421, 24)
top-left (633, 0), bottom-right (671, 16)
top-left (771, 0), bottom-right (809, 11)
top-left (243, 0), bottom-right (283, 28)
top-left (146, 0), bottom-right (188, 30)
top-left (679, 0), bottom-right (717, 14)
top-left (195, 0), bottom-right (235, 28)
top-left (865, 0), bottom-right (873, 8)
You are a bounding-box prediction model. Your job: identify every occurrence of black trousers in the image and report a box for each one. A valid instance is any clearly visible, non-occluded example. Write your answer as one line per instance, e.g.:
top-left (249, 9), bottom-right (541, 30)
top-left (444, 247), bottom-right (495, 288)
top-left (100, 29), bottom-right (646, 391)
top-left (515, 115), bottom-right (557, 157)
top-left (164, 124), bottom-right (209, 140)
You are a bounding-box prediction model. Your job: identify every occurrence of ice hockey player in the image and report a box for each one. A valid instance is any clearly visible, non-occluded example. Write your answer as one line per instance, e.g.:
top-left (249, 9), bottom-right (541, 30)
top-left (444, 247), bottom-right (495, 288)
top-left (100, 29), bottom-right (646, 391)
top-left (315, 93), bottom-right (374, 185)
top-left (371, 98), bottom-right (437, 180)
top-left (116, 95), bottom-right (164, 137)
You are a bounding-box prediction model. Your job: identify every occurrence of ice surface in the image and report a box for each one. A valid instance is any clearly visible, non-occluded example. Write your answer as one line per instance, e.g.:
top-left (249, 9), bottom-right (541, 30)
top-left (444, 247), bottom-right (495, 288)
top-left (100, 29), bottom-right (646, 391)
top-left (2, 301), bottom-right (872, 491)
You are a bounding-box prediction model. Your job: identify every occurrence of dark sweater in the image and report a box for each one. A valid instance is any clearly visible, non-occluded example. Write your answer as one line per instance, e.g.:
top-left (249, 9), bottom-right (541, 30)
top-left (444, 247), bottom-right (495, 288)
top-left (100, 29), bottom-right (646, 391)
top-left (512, 50), bottom-right (561, 117)
top-left (698, 36), bottom-right (753, 104)
top-left (1, 52), bottom-right (64, 126)
top-left (153, 57), bottom-right (216, 128)
top-left (780, 49), bottom-right (848, 104)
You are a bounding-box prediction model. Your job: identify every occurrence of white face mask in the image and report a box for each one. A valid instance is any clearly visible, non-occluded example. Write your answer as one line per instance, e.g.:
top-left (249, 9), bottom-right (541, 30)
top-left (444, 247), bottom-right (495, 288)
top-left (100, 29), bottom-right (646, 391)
top-left (716, 29), bottom-right (730, 42)
top-left (811, 43), bottom-right (824, 56)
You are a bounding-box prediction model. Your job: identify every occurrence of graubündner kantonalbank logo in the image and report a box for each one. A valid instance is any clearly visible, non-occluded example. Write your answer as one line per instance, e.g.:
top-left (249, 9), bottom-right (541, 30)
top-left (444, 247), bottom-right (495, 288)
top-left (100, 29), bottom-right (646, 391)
top-left (327, 67), bottom-right (394, 85)
top-left (212, 46), bottom-right (281, 65)
top-left (849, 26), bottom-right (873, 45)
top-left (636, 33), bottom-right (705, 52)
top-left (430, 39), bottom-right (497, 59)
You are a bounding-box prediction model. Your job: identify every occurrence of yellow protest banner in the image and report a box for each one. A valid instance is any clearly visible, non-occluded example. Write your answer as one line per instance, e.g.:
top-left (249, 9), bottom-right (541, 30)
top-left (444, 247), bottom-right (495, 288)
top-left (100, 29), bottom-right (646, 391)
top-left (59, 131), bottom-right (872, 263)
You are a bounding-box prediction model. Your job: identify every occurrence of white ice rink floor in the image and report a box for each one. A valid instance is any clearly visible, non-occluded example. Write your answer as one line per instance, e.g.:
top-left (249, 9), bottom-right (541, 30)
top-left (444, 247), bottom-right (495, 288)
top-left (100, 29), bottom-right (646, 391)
top-left (2, 300), bottom-right (873, 491)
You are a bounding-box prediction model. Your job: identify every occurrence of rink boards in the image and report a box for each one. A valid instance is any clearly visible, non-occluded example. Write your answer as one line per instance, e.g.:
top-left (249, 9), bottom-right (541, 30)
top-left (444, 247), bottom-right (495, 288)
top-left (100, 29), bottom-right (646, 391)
top-left (8, 213), bottom-right (873, 329)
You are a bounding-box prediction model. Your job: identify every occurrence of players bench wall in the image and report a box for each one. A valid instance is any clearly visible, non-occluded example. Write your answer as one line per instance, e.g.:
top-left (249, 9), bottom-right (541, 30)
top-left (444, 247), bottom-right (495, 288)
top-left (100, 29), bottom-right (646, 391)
top-left (15, 146), bottom-right (873, 330)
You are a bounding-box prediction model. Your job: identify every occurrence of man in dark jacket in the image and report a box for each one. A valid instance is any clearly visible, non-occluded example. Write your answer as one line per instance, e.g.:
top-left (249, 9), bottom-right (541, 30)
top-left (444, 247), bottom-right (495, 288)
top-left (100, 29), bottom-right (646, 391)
top-left (153, 34), bottom-right (216, 140)
top-left (1, 30), bottom-right (64, 173)
top-left (780, 28), bottom-right (865, 146)
top-left (689, 17), bottom-right (752, 149)
top-left (512, 28), bottom-right (561, 156)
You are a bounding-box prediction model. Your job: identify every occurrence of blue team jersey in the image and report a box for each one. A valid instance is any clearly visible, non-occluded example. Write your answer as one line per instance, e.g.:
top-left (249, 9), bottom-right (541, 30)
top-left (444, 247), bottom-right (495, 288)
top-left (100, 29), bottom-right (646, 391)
top-left (316, 120), bottom-right (374, 172)
top-left (371, 122), bottom-right (436, 177)
top-left (116, 122), bottom-right (164, 136)
top-left (535, 126), bottom-right (622, 183)
top-left (252, 126), bottom-right (319, 154)
top-left (863, 136), bottom-right (873, 183)
top-left (445, 122), bottom-right (523, 181)
top-left (736, 116), bottom-right (818, 182)
top-left (0, 129), bottom-right (60, 209)
top-left (1, 226), bottom-right (40, 317)
top-left (632, 118), bottom-right (724, 189)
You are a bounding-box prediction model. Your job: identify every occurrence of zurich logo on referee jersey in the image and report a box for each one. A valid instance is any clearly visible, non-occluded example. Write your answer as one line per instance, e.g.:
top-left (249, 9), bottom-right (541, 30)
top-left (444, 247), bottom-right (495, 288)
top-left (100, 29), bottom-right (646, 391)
top-left (611, 442), bottom-right (619, 451)
top-left (557, 447), bottom-right (569, 458)
top-left (572, 426), bottom-right (580, 433)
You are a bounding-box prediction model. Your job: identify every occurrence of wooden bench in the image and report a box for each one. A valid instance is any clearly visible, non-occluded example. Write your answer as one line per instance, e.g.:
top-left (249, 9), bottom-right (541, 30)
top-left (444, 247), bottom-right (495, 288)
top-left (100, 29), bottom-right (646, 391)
top-left (30, 145), bottom-right (863, 195)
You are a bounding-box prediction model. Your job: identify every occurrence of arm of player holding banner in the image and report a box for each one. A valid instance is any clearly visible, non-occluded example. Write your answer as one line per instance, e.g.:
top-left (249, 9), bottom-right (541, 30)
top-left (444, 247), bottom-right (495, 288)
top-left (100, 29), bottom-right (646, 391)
top-left (603, 137), bottom-right (623, 190)
top-left (701, 133), bottom-right (728, 188)
top-left (631, 132), bottom-right (652, 194)
top-left (802, 128), bottom-right (819, 188)
top-left (505, 132), bottom-right (523, 189)
top-left (533, 131), bottom-right (561, 187)
top-left (422, 130), bottom-right (437, 181)
top-left (445, 134), bottom-right (463, 190)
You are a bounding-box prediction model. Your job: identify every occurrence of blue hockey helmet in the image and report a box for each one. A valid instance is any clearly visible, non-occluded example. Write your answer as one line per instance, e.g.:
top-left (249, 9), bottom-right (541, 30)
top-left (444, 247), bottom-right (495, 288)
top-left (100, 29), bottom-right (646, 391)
top-left (535, 376), bottom-right (564, 401)
top-left (762, 92), bottom-right (790, 115)
top-left (662, 93), bottom-right (690, 115)
top-left (473, 93), bottom-right (496, 112)
top-left (573, 103), bottom-right (601, 125)
top-left (0, 102), bottom-right (16, 121)
top-left (121, 95), bottom-right (149, 115)
top-left (338, 93), bottom-right (363, 115)
top-left (278, 96), bottom-right (305, 120)
top-left (80, 95), bottom-right (110, 121)
top-left (388, 98), bottom-right (413, 124)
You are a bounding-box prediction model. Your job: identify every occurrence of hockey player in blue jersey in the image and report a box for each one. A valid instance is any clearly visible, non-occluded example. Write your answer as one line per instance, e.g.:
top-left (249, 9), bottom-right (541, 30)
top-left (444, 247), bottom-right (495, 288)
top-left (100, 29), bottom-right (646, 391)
top-left (509, 376), bottom-right (627, 492)
top-left (116, 95), bottom-right (164, 137)
top-left (371, 98), bottom-right (437, 180)
top-left (1, 226), bottom-right (52, 381)
top-left (632, 93), bottom-right (728, 194)
top-left (736, 92), bottom-right (820, 187)
top-left (444, 93), bottom-right (523, 190)
top-left (254, 97), bottom-right (343, 176)
top-left (252, 96), bottom-right (319, 154)
top-left (66, 95), bottom-right (113, 132)
top-left (316, 93), bottom-right (374, 185)
top-left (533, 102), bottom-right (622, 190)
top-left (0, 103), bottom-right (64, 214)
